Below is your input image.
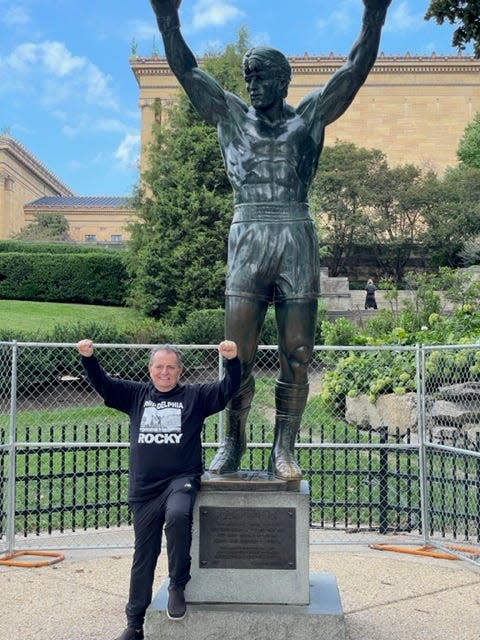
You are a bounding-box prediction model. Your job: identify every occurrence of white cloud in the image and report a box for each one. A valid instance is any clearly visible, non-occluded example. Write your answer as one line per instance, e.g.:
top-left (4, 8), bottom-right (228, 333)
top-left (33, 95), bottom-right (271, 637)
top-left (192, 0), bottom-right (243, 30)
top-left (114, 132), bottom-right (140, 169)
top-left (5, 42), bottom-right (37, 72)
top-left (41, 41), bottom-right (85, 77)
top-left (2, 5), bottom-right (30, 27)
top-left (1, 40), bottom-right (118, 110)
top-left (126, 19), bottom-right (157, 43)
top-left (317, 0), bottom-right (359, 34)
top-left (61, 116), bottom-right (128, 138)
top-left (317, 1), bottom-right (422, 37)
top-left (385, 1), bottom-right (422, 33)
top-left (97, 118), bottom-right (130, 134)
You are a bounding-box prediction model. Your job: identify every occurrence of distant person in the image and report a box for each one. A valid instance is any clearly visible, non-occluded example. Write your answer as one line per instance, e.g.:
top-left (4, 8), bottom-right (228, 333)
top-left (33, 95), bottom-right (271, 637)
top-left (150, 0), bottom-right (391, 480)
top-left (77, 339), bottom-right (240, 640)
top-left (365, 278), bottom-right (378, 309)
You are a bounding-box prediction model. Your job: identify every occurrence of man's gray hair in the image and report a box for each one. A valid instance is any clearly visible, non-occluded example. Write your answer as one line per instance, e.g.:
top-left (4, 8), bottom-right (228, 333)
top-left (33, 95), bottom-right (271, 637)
top-left (149, 344), bottom-right (183, 367)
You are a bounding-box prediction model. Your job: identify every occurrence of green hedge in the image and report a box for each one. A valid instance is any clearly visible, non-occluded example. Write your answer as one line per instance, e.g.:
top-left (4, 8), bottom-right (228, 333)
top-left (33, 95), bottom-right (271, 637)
top-left (0, 240), bottom-right (114, 254)
top-left (0, 306), bottom-right (328, 395)
top-left (0, 252), bottom-right (127, 305)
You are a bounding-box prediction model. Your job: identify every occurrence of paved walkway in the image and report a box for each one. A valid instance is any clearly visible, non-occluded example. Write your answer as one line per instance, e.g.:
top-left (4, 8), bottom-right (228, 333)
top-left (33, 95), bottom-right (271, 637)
top-left (1, 543), bottom-right (479, 640)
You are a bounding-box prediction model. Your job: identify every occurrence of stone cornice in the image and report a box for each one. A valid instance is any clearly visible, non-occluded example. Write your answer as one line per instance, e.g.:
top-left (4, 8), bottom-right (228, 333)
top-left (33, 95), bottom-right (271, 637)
top-left (0, 135), bottom-right (74, 195)
top-left (130, 53), bottom-right (480, 83)
top-left (290, 53), bottom-right (480, 75)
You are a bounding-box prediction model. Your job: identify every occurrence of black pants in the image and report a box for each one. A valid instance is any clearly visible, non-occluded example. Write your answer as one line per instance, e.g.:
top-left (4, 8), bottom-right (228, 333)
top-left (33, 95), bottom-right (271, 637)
top-left (125, 476), bottom-right (200, 629)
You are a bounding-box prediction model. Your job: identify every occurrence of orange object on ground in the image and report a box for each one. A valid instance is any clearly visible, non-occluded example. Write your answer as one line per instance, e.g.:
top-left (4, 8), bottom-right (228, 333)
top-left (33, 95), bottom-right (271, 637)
top-left (0, 550), bottom-right (65, 567)
top-left (369, 543), bottom-right (480, 560)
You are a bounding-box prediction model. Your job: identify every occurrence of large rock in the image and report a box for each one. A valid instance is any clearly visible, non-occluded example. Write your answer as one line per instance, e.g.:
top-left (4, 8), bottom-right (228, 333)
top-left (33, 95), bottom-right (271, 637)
top-left (437, 381), bottom-right (480, 402)
top-left (345, 392), bottom-right (418, 434)
top-left (428, 399), bottom-right (480, 427)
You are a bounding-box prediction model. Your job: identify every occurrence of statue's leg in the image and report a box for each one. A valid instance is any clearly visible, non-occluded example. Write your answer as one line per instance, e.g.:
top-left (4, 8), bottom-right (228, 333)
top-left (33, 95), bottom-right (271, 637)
top-left (269, 380), bottom-right (309, 480)
top-left (208, 375), bottom-right (255, 474)
top-left (269, 298), bottom-right (317, 480)
top-left (209, 295), bottom-right (267, 474)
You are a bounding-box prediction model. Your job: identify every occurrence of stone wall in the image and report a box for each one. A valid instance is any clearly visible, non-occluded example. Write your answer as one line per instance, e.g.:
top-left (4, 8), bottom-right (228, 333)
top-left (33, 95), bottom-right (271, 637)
top-left (0, 136), bottom-right (73, 239)
top-left (131, 54), bottom-right (480, 178)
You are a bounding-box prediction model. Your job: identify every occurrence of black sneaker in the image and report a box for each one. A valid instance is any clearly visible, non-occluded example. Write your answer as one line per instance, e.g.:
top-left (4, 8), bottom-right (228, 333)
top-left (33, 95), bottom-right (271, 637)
top-left (115, 627), bottom-right (144, 640)
top-left (167, 586), bottom-right (186, 620)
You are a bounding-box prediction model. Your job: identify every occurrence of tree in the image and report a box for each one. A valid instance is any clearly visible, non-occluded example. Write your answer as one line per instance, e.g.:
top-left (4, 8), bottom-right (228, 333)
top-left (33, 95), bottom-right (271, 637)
top-left (460, 233), bottom-right (480, 265)
top-left (425, 110), bottom-right (480, 264)
top-left (425, 1), bottom-right (480, 57)
top-left (127, 33), bottom-right (250, 322)
top-left (366, 165), bottom-right (440, 282)
top-left (310, 141), bottom-right (387, 276)
top-left (422, 164), bottom-right (480, 266)
top-left (311, 141), bottom-right (436, 282)
top-left (13, 212), bottom-right (72, 241)
top-left (457, 110), bottom-right (480, 168)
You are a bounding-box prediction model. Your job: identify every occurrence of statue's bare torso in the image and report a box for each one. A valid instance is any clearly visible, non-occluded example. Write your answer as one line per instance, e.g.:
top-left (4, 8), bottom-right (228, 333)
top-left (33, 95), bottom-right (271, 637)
top-left (219, 103), bottom-right (322, 204)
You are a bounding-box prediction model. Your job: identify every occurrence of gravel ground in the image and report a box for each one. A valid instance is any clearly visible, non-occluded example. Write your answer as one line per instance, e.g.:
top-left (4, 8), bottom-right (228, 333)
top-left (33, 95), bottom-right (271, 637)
top-left (1, 545), bottom-right (479, 640)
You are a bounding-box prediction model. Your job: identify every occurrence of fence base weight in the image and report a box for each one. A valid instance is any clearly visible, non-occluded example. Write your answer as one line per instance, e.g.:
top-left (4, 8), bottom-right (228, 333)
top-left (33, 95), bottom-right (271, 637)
top-left (0, 550), bottom-right (65, 568)
top-left (370, 544), bottom-right (458, 560)
top-left (369, 543), bottom-right (480, 561)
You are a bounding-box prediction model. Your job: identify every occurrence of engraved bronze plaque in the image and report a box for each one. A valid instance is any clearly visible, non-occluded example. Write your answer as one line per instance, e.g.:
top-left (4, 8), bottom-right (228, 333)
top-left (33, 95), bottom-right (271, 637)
top-left (199, 507), bottom-right (296, 569)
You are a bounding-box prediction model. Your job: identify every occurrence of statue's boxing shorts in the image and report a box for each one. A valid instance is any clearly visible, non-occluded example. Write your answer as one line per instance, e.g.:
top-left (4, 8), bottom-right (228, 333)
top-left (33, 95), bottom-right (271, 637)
top-left (225, 203), bottom-right (320, 303)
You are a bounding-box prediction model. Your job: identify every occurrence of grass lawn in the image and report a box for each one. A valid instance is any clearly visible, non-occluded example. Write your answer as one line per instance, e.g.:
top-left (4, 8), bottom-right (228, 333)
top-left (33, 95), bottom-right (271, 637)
top-left (0, 299), bottom-right (143, 333)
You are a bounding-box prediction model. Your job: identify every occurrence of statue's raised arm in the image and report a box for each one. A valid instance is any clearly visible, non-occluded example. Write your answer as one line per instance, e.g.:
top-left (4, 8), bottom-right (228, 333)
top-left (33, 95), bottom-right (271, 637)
top-left (150, 0), bottom-right (229, 125)
top-left (301, 0), bottom-right (391, 130)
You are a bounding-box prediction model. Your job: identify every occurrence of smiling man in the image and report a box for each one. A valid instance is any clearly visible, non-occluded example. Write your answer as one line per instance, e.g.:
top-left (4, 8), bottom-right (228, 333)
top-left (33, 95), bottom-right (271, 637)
top-left (150, 0), bottom-right (391, 481)
top-left (77, 338), bottom-right (240, 639)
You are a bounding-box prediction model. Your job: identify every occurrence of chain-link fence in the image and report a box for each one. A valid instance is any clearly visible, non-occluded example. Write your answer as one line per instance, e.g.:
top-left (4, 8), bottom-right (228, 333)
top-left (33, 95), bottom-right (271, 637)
top-left (0, 341), bottom-right (479, 565)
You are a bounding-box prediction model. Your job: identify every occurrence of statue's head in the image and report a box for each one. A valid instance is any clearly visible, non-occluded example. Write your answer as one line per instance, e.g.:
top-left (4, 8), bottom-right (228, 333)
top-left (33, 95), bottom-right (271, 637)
top-left (243, 47), bottom-right (291, 98)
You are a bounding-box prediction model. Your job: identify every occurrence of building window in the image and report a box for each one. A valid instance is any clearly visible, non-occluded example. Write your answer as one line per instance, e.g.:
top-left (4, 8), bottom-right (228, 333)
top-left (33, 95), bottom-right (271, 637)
top-left (111, 234), bottom-right (122, 243)
top-left (4, 176), bottom-right (14, 191)
top-left (85, 234), bottom-right (96, 243)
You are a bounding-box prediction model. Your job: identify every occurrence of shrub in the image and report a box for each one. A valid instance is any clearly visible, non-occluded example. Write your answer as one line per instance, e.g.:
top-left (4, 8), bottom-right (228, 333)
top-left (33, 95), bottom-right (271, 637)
top-left (176, 309), bottom-right (226, 344)
top-left (0, 240), bottom-right (109, 254)
top-left (0, 252), bottom-right (127, 305)
top-left (321, 317), bottom-right (362, 346)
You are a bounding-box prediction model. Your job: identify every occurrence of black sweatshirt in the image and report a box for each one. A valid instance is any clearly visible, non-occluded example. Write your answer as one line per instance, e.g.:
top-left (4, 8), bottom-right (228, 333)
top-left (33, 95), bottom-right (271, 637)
top-left (81, 354), bottom-right (241, 502)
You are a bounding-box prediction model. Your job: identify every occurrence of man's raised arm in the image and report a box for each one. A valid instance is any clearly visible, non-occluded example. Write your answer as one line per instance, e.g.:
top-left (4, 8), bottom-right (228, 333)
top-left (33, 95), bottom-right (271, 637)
top-left (150, 0), bottom-right (229, 125)
top-left (303, 0), bottom-right (391, 129)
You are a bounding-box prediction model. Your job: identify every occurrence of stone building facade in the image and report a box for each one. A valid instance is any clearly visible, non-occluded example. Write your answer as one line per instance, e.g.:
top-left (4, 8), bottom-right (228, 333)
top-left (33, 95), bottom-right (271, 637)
top-left (0, 135), bottom-right (74, 239)
top-left (23, 196), bottom-right (133, 244)
top-left (130, 53), bottom-right (480, 176)
top-left (0, 135), bottom-right (132, 242)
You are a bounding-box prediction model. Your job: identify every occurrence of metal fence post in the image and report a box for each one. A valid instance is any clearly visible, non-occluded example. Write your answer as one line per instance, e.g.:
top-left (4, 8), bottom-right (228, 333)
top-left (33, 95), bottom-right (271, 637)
top-left (6, 341), bottom-right (18, 554)
top-left (218, 350), bottom-right (225, 442)
top-left (417, 344), bottom-right (430, 545)
top-left (378, 426), bottom-right (389, 534)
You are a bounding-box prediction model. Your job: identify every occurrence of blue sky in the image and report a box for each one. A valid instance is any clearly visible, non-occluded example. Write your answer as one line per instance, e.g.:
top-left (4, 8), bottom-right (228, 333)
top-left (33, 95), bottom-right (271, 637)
top-left (0, 0), bottom-right (470, 197)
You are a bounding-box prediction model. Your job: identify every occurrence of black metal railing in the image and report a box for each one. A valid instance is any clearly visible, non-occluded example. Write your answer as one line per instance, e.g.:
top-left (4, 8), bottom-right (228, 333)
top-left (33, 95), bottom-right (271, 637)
top-left (3, 423), bottom-right (478, 542)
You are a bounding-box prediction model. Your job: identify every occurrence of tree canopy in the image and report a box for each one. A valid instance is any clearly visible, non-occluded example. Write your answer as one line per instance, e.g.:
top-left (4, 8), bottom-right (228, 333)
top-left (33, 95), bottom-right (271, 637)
top-left (311, 141), bottom-right (440, 282)
top-left (425, 0), bottom-right (480, 57)
top-left (457, 110), bottom-right (480, 167)
top-left (14, 213), bottom-right (72, 242)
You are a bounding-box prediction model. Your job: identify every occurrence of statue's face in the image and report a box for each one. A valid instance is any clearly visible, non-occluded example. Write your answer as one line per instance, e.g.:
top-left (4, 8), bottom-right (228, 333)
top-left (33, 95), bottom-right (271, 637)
top-left (245, 68), bottom-right (285, 110)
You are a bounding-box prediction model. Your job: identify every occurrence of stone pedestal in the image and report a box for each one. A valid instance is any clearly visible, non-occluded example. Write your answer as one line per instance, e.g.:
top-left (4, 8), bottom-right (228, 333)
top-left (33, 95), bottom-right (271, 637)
top-left (145, 472), bottom-right (346, 640)
top-left (187, 474), bottom-right (310, 605)
top-left (145, 573), bottom-right (346, 640)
